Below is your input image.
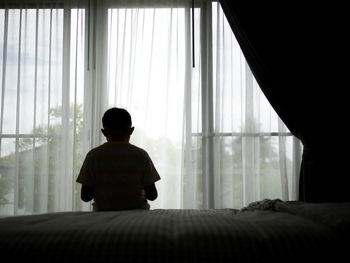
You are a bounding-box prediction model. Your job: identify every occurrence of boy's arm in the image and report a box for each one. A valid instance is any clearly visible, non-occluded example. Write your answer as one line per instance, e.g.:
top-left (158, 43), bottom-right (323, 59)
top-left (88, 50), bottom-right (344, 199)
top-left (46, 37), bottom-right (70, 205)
top-left (142, 153), bottom-right (160, 201)
top-left (81, 185), bottom-right (94, 202)
top-left (77, 152), bottom-right (95, 202)
top-left (144, 183), bottom-right (158, 201)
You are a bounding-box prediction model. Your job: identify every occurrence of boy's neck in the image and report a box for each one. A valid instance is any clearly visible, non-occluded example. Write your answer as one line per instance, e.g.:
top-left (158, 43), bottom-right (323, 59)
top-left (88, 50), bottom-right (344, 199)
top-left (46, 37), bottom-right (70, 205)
top-left (107, 136), bottom-right (130, 142)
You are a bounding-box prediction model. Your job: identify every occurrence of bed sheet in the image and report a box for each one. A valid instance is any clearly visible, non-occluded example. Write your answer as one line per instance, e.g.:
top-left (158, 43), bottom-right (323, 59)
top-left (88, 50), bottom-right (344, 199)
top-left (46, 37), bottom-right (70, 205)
top-left (0, 203), bottom-right (347, 262)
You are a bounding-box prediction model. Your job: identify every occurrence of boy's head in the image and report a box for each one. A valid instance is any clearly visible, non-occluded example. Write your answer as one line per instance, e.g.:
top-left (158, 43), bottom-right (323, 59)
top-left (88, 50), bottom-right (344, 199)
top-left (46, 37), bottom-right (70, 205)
top-left (101, 108), bottom-right (134, 142)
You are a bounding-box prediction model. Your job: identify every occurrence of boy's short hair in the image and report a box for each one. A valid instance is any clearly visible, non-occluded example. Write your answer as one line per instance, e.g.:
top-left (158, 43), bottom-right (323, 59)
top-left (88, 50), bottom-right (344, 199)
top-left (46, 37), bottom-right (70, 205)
top-left (102, 108), bottom-right (132, 130)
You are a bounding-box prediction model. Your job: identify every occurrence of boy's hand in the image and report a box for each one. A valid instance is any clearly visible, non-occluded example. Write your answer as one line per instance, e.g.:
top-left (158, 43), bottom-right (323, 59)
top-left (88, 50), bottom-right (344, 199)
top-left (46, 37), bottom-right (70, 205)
top-left (143, 184), bottom-right (158, 201)
top-left (81, 185), bottom-right (94, 202)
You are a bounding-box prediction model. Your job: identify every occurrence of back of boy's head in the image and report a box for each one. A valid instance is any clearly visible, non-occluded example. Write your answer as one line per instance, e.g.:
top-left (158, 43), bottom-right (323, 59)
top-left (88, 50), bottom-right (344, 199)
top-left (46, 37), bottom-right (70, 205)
top-left (102, 108), bottom-right (132, 130)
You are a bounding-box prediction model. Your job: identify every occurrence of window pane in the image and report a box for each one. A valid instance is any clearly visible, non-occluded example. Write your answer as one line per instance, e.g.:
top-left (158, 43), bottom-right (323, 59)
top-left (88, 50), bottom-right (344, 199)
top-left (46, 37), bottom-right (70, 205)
top-left (219, 136), bottom-right (243, 209)
top-left (182, 135), bottom-right (203, 208)
top-left (3, 10), bottom-right (20, 134)
top-left (0, 7), bottom-right (86, 216)
top-left (0, 138), bottom-right (15, 216)
top-left (107, 8), bottom-right (186, 208)
top-left (19, 10), bottom-right (36, 134)
top-left (216, 135), bottom-right (298, 208)
top-left (18, 138), bottom-right (34, 215)
top-left (108, 8), bottom-right (185, 141)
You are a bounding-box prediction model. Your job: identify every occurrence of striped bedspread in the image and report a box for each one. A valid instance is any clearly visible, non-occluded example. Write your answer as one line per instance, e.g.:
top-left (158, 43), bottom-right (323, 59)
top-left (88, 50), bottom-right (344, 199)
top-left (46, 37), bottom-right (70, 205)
top-left (0, 201), bottom-right (349, 262)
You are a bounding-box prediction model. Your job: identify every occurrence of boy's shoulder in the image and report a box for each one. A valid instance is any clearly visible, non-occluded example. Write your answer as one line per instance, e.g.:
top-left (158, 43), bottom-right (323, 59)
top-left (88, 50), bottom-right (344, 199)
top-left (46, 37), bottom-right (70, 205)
top-left (87, 142), bottom-right (149, 158)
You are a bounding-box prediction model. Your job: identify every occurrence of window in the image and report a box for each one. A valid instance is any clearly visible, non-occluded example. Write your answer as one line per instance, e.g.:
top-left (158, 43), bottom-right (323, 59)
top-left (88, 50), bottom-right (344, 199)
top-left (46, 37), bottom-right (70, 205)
top-left (0, 0), bottom-right (302, 216)
top-left (102, 1), bottom-right (302, 209)
top-left (0, 6), bottom-right (86, 215)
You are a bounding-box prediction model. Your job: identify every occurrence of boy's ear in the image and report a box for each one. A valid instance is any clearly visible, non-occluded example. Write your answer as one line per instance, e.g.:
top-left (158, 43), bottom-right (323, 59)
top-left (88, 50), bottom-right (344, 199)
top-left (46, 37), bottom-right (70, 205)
top-left (101, 128), bottom-right (107, 137)
top-left (129, 127), bottom-right (135, 135)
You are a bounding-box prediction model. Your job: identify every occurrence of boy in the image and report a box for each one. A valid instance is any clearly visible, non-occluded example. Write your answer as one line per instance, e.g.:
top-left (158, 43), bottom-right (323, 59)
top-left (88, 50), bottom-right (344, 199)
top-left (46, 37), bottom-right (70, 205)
top-left (76, 107), bottom-right (160, 211)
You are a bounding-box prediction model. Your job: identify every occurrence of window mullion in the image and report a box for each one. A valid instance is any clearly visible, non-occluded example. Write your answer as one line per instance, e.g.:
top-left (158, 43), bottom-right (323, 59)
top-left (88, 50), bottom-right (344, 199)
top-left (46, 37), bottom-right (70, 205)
top-left (71, 8), bottom-right (80, 212)
top-left (292, 137), bottom-right (302, 200)
top-left (183, 5), bottom-right (193, 208)
top-left (91, 2), bottom-right (108, 148)
top-left (30, 8), bottom-right (39, 215)
top-left (200, 1), bottom-right (214, 209)
top-left (83, 0), bottom-right (95, 212)
top-left (14, 9), bottom-right (23, 216)
top-left (60, 5), bottom-right (71, 211)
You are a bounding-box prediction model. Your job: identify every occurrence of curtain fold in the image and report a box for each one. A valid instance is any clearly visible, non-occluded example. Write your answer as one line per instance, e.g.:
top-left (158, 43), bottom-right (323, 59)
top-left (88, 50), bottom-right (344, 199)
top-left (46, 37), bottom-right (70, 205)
top-left (218, 1), bottom-right (350, 202)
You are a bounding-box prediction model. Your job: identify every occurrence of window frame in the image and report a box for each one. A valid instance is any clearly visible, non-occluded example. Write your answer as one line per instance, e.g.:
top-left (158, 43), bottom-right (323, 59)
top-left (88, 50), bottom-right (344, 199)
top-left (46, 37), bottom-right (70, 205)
top-left (0, 0), bottom-right (302, 215)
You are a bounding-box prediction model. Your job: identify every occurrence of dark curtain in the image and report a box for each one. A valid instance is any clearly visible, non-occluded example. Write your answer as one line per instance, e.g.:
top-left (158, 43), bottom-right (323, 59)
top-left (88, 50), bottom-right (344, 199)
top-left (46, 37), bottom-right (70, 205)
top-left (218, 1), bottom-right (350, 202)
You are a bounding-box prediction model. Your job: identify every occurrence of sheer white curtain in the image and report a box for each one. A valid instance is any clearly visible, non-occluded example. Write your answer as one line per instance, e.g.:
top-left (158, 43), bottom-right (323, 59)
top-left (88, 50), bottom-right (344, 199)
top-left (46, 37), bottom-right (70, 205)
top-left (210, 3), bottom-right (302, 208)
top-left (101, 0), bottom-right (302, 210)
top-left (183, 2), bottom-right (302, 209)
top-left (100, 1), bottom-right (188, 209)
top-left (0, 0), bottom-right (302, 216)
top-left (0, 0), bottom-right (88, 216)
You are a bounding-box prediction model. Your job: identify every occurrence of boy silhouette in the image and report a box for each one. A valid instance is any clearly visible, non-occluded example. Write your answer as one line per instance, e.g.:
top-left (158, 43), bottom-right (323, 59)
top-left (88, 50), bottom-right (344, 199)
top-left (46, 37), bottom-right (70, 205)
top-left (76, 107), bottom-right (160, 211)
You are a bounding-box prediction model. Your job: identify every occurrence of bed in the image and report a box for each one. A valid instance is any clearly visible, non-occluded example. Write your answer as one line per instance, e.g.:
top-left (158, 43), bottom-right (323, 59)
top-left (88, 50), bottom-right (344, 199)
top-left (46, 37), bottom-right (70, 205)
top-left (0, 200), bottom-right (349, 262)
